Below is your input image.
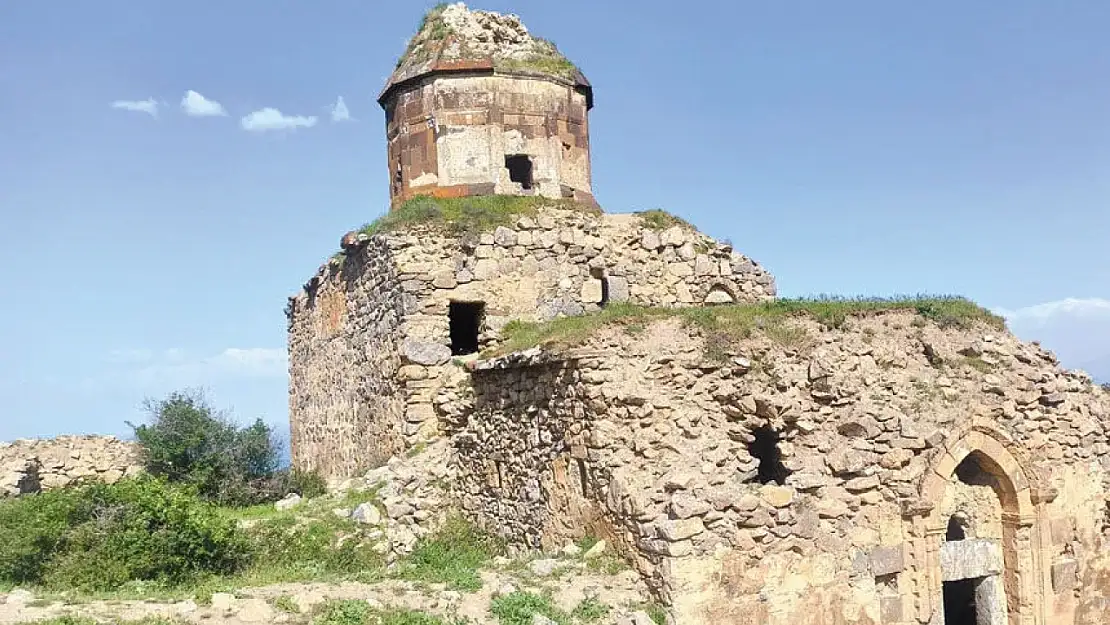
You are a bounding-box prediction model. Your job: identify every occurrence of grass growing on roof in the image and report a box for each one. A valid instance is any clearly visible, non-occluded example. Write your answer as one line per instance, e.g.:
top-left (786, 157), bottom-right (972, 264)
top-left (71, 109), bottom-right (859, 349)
top-left (357, 195), bottom-right (596, 239)
top-left (636, 209), bottom-right (693, 231)
top-left (491, 296), bottom-right (1005, 359)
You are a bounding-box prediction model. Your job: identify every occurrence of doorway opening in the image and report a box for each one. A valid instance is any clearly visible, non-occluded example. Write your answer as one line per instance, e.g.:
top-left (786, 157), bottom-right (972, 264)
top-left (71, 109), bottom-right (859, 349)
top-left (505, 155), bottom-right (534, 190)
top-left (943, 578), bottom-right (980, 625)
top-left (449, 301), bottom-right (484, 356)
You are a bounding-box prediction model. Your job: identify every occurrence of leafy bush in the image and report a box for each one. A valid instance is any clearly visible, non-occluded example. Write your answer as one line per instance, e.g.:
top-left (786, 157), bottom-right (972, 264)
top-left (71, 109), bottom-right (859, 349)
top-left (129, 389), bottom-right (313, 506)
top-left (0, 476), bottom-right (250, 591)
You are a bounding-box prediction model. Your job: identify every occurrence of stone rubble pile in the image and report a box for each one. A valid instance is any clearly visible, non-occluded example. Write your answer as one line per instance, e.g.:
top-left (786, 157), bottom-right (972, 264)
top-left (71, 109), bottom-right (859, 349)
top-left (331, 438), bottom-right (457, 561)
top-left (0, 435), bottom-right (141, 497)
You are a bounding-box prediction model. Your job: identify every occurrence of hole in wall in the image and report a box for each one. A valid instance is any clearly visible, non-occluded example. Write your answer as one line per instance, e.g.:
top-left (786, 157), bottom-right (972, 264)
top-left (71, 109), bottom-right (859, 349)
top-left (505, 154), bottom-right (534, 190)
top-left (746, 425), bottom-right (790, 485)
top-left (449, 301), bottom-right (484, 356)
top-left (947, 514), bottom-right (968, 541)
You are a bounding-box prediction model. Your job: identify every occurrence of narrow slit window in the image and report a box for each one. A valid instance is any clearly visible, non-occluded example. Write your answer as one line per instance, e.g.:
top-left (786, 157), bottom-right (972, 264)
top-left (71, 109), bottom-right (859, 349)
top-left (505, 154), bottom-right (534, 190)
top-left (746, 425), bottom-right (790, 485)
top-left (449, 301), bottom-right (484, 356)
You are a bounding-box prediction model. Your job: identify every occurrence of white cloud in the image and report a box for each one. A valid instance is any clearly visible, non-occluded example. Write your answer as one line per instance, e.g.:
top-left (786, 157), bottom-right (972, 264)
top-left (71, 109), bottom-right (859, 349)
top-left (110, 98), bottom-right (159, 117)
top-left (240, 107), bottom-right (318, 132)
top-left (994, 297), bottom-right (1110, 382)
top-left (330, 96), bottom-right (351, 122)
top-left (181, 90), bottom-right (227, 117)
top-left (89, 347), bottom-right (286, 391)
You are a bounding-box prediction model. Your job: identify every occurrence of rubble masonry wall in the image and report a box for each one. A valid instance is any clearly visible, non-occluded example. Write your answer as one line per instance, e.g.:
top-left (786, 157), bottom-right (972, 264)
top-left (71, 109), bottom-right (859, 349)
top-left (447, 312), bottom-right (1110, 625)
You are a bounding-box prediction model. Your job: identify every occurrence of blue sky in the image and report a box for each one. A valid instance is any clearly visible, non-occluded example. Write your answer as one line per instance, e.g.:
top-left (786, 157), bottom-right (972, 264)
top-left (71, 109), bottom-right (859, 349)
top-left (1, 1), bottom-right (1108, 442)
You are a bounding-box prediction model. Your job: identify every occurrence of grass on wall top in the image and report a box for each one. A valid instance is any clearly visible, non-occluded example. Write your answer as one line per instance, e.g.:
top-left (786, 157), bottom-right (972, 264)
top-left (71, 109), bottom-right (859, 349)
top-left (490, 296), bottom-right (1006, 358)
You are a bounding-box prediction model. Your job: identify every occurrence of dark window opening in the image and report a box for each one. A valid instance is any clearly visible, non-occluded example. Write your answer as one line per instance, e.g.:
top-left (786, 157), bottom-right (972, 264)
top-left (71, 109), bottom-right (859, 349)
top-left (747, 425), bottom-right (790, 485)
top-left (947, 515), bottom-right (967, 541)
top-left (495, 460), bottom-right (504, 489)
top-left (449, 301), bottom-right (484, 356)
top-left (505, 154), bottom-right (534, 190)
top-left (943, 578), bottom-right (979, 625)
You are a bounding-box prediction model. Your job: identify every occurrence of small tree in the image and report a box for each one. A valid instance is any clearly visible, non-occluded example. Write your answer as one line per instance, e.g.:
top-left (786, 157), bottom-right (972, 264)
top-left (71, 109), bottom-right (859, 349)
top-left (129, 389), bottom-right (282, 506)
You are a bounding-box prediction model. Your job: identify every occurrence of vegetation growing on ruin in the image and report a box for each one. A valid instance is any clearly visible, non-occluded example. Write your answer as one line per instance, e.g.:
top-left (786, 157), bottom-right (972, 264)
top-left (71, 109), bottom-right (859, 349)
top-left (492, 296), bottom-right (1006, 359)
top-left (394, 5), bottom-right (580, 80)
top-left (356, 195), bottom-right (599, 240)
top-left (495, 38), bottom-right (580, 80)
top-left (395, 4), bottom-right (452, 69)
top-left (313, 599), bottom-right (461, 625)
top-left (636, 209), bottom-right (694, 231)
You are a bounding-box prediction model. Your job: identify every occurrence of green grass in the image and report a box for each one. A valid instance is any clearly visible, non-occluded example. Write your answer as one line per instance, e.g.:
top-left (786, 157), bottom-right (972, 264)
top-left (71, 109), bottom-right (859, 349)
top-left (490, 591), bottom-right (569, 625)
top-left (313, 600), bottom-right (461, 625)
top-left (570, 598), bottom-right (610, 622)
top-left (491, 296), bottom-right (1006, 360)
top-left (355, 195), bottom-right (596, 240)
top-left (394, 516), bottom-right (505, 592)
top-left (274, 594), bottom-right (300, 613)
top-left (636, 209), bottom-right (692, 231)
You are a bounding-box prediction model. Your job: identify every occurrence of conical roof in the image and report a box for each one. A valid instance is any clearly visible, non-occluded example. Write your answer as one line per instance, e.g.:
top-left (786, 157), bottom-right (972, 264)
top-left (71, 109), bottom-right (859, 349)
top-left (378, 3), bottom-right (592, 109)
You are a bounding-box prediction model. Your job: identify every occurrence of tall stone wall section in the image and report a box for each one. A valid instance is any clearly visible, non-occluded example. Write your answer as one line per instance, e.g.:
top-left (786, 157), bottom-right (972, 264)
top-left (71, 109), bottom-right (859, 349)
top-left (288, 205), bottom-right (776, 480)
top-left (287, 238), bottom-right (408, 479)
top-left (0, 435), bottom-right (142, 497)
top-left (385, 75), bottom-right (594, 205)
top-left (443, 312), bottom-right (1110, 625)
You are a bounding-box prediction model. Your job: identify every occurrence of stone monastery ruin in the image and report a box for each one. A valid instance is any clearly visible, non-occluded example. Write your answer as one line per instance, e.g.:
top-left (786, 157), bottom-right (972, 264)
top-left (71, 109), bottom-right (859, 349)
top-left (286, 5), bottom-right (1110, 625)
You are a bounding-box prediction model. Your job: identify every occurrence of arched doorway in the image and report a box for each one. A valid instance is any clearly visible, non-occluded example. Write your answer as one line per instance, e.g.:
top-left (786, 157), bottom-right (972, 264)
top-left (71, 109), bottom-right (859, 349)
top-left (916, 431), bottom-right (1043, 625)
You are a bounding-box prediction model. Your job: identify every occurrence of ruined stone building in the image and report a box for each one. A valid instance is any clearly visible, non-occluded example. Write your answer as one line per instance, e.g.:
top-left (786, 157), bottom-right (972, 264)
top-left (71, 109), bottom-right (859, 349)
top-left (287, 5), bottom-right (1110, 625)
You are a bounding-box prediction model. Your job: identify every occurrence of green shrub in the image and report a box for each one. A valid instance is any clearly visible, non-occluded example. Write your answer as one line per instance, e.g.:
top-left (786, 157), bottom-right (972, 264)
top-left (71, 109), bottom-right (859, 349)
top-left (0, 476), bottom-right (250, 592)
top-left (129, 389), bottom-right (285, 506)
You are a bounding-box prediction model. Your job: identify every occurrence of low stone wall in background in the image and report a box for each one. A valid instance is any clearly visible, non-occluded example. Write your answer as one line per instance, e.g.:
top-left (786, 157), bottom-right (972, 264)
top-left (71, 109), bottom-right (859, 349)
top-left (0, 435), bottom-right (143, 497)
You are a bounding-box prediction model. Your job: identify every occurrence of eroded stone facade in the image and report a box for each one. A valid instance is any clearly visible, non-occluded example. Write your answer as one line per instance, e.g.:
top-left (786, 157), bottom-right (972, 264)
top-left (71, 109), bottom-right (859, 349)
top-left (379, 3), bottom-right (595, 207)
top-left (442, 314), bottom-right (1110, 625)
top-left (384, 75), bottom-right (593, 207)
top-left (0, 435), bottom-right (141, 497)
top-left (287, 207), bottom-right (776, 481)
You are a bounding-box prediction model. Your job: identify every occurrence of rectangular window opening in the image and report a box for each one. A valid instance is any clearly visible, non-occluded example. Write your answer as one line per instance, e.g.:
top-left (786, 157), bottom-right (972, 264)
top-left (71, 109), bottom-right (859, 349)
top-left (505, 154), bottom-right (534, 190)
top-left (449, 301), bottom-right (484, 356)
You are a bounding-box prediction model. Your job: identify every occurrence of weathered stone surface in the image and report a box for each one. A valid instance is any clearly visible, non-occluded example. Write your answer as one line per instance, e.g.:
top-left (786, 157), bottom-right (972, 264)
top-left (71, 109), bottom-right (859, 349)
top-left (870, 545), bottom-right (905, 576)
top-left (940, 538), bottom-right (1003, 582)
top-left (0, 436), bottom-right (141, 497)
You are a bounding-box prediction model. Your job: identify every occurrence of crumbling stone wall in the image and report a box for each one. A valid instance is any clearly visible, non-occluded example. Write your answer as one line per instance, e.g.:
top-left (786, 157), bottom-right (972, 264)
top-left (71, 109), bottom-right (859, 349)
top-left (287, 238), bottom-right (408, 479)
top-left (385, 75), bottom-right (593, 206)
top-left (288, 206), bottom-right (775, 480)
top-left (446, 312), bottom-right (1110, 625)
top-left (0, 435), bottom-right (141, 496)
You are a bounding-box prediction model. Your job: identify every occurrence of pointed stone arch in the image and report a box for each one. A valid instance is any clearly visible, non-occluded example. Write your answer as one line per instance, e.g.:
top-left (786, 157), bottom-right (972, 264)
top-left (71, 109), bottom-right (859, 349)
top-left (905, 426), bottom-right (1055, 625)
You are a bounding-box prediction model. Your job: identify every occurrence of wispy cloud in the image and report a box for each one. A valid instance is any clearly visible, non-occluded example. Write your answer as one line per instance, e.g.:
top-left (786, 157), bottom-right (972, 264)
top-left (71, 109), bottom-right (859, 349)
top-left (88, 347), bottom-right (287, 391)
top-left (240, 107), bottom-right (318, 132)
top-left (995, 297), bottom-right (1110, 382)
top-left (181, 90), bottom-right (227, 117)
top-left (330, 96), bottom-right (351, 122)
top-left (110, 98), bottom-right (159, 117)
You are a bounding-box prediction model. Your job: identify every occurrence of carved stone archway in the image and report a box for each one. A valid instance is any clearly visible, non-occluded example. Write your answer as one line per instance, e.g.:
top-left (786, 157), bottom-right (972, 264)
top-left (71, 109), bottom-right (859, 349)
top-left (902, 426), bottom-right (1056, 625)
